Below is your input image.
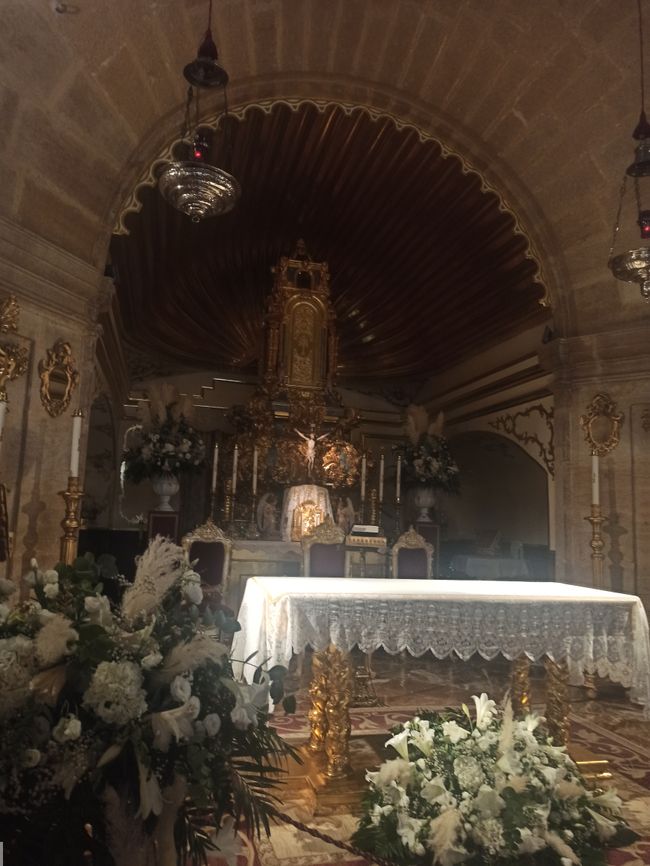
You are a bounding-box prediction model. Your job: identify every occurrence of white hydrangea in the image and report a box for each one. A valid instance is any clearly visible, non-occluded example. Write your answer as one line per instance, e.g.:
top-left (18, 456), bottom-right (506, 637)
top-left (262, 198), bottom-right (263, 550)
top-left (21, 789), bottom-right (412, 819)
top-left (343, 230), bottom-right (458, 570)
top-left (83, 660), bottom-right (147, 725)
top-left (52, 713), bottom-right (82, 743)
top-left (453, 755), bottom-right (485, 792)
top-left (42, 570), bottom-right (59, 586)
top-left (43, 583), bottom-right (59, 599)
top-left (170, 675), bottom-right (192, 704)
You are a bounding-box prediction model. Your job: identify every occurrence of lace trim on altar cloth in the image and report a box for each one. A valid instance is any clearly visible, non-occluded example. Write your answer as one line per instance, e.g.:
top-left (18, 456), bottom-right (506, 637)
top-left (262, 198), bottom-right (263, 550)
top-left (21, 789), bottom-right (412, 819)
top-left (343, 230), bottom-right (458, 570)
top-left (256, 596), bottom-right (650, 717)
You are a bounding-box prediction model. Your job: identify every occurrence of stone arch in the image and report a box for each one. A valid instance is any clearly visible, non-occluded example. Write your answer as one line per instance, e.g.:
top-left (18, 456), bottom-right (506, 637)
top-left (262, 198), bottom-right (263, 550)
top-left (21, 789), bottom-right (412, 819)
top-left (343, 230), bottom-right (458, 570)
top-left (105, 76), bottom-right (566, 322)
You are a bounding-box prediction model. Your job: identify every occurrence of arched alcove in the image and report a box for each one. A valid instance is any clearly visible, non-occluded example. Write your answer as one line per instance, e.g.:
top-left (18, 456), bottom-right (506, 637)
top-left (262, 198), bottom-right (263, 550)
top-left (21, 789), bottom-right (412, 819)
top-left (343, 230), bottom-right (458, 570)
top-left (440, 430), bottom-right (551, 578)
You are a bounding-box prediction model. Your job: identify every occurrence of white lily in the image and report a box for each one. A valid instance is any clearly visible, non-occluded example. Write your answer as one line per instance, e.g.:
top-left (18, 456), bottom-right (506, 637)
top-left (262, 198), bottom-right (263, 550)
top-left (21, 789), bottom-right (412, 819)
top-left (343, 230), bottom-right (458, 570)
top-left (385, 728), bottom-right (410, 761)
top-left (150, 696), bottom-right (201, 752)
top-left (136, 755), bottom-right (163, 818)
top-left (472, 693), bottom-right (497, 730)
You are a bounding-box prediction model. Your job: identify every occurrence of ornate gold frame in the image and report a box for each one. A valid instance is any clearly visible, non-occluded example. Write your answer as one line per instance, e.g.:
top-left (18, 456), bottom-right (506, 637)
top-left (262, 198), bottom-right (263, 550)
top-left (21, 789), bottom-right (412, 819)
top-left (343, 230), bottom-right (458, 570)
top-left (301, 515), bottom-right (346, 577)
top-left (579, 393), bottom-right (624, 457)
top-left (181, 517), bottom-right (233, 593)
top-left (0, 294), bottom-right (28, 403)
top-left (38, 339), bottom-right (79, 417)
top-left (391, 525), bottom-right (434, 579)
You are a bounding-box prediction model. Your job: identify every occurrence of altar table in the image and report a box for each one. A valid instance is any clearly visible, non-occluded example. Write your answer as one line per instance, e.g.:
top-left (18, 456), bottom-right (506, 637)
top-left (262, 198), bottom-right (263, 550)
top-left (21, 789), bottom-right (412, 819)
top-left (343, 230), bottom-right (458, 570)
top-left (231, 577), bottom-right (650, 777)
top-left (450, 554), bottom-right (530, 579)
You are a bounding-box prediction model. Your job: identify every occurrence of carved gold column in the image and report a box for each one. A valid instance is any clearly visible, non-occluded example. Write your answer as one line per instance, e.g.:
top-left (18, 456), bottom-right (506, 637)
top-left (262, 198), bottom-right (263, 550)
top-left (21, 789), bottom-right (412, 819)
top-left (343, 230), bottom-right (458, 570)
top-left (59, 476), bottom-right (84, 565)
top-left (307, 649), bottom-right (329, 755)
top-left (545, 656), bottom-right (570, 746)
top-left (511, 655), bottom-right (531, 717)
top-left (323, 645), bottom-right (353, 779)
top-left (585, 503), bottom-right (605, 589)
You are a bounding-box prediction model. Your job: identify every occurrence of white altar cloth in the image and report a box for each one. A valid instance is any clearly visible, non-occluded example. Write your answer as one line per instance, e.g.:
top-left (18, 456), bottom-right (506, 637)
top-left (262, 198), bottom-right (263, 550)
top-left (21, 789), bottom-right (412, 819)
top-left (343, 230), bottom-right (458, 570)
top-left (231, 577), bottom-right (650, 714)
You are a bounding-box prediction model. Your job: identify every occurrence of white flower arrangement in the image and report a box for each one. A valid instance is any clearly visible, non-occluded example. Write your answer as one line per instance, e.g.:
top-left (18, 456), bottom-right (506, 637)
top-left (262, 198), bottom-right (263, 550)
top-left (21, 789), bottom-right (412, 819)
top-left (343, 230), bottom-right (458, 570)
top-left (353, 694), bottom-right (637, 866)
top-left (0, 539), bottom-right (294, 864)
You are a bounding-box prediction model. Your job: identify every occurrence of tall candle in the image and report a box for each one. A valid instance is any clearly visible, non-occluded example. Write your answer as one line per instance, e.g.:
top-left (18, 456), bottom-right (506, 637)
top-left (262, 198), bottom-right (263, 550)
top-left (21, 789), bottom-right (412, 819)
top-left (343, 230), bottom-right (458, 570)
top-left (252, 446), bottom-right (258, 496)
top-left (0, 399), bottom-right (7, 449)
top-left (232, 444), bottom-right (238, 495)
top-left (211, 443), bottom-right (219, 494)
top-left (396, 455), bottom-right (402, 502)
top-left (360, 453), bottom-right (367, 500)
top-left (591, 452), bottom-right (600, 506)
top-left (69, 410), bottom-right (83, 477)
top-left (378, 452), bottom-right (385, 501)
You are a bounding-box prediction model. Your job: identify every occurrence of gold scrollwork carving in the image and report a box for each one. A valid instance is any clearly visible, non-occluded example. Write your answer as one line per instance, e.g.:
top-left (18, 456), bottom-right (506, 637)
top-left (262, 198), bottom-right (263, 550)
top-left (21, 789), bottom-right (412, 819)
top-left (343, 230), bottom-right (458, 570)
top-left (579, 393), bottom-right (623, 457)
top-left (490, 403), bottom-right (555, 476)
top-left (0, 295), bottom-right (20, 334)
top-left (0, 343), bottom-right (29, 402)
top-left (38, 340), bottom-right (80, 417)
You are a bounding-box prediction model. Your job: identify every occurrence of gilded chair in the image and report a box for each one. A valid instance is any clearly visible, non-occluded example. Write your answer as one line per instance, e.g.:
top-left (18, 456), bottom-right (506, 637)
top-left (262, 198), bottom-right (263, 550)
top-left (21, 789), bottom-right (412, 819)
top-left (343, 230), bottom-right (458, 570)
top-left (391, 526), bottom-right (434, 579)
top-left (301, 515), bottom-right (347, 577)
top-left (181, 518), bottom-right (232, 600)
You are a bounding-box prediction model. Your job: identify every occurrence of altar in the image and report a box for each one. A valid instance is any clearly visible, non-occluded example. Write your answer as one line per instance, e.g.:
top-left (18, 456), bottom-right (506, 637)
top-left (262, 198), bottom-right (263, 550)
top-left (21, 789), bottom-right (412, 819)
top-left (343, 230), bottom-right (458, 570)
top-left (231, 576), bottom-right (650, 777)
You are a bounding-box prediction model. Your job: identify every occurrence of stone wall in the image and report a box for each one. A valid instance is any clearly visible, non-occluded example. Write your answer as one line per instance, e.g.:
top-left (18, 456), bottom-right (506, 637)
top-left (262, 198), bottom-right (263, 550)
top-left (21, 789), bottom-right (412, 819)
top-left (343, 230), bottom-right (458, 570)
top-left (0, 217), bottom-right (101, 579)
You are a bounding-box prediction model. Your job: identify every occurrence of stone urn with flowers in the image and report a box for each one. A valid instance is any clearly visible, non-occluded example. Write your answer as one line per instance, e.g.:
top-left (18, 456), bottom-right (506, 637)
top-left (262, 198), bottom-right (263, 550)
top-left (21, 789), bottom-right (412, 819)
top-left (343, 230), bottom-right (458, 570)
top-left (399, 404), bottom-right (460, 524)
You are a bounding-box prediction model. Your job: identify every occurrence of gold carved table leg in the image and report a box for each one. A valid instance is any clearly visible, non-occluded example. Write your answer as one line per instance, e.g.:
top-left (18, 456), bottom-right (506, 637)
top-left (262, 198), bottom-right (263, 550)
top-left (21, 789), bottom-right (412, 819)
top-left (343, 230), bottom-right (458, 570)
top-left (306, 645), bottom-right (353, 779)
top-left (323, 646), bottom-right (353, 779)
top-left (545, 656), bottom-right (570, 747)
top-left (511, 656), bottom-right (531, 717)
top-left (307, 649), bottom-right (329, 754)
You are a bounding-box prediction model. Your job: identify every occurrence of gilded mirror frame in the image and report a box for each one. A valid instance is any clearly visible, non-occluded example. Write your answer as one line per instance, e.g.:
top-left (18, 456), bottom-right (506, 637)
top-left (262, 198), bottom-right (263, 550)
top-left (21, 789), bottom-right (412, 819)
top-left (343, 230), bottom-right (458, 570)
top-left (38, 339), bottom-right (80, 417)
top-left (579, 393), bottom-right (623, 457)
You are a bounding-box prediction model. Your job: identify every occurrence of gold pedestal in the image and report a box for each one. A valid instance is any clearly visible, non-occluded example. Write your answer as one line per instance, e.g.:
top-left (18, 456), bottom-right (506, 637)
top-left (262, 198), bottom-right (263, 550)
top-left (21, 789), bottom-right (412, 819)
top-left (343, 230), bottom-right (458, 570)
top-left (585, 503), bottom-right (605, 589)
top-left (545, 656), bottom-right (570, 747)
top-left (59, 476), bottom-right (84, 565)
top-left (511, 655), bottom-right (531, 717)
top-left (351, 653), bottom-right (380, 707)
top-left (306, 645), bottom-right (353, 780)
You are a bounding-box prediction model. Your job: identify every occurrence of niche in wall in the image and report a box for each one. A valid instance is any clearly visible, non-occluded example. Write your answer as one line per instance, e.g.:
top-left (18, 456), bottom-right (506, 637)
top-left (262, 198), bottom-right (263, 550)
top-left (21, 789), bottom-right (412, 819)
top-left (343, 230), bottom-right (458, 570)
top-left (441, 430), bottom-right (549, 548)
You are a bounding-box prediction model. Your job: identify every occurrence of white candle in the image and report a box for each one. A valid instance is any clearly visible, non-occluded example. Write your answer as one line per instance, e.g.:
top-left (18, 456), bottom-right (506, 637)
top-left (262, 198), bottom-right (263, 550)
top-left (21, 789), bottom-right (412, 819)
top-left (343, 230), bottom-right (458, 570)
top-left (591, 452), bottom-right (600, 506)
top-left (379, 452), bottom-right (385, 501)
top-left (211, 443), bottom-right (219, 494)
top-left (252, 446), bottom-right (258, 496)
top-left (232, 444), bottom-right (238, 495)
top-left (396, 455), bottom-right (402, 502)
top-left (69, 411), bottom-right (83, 477)
top-left (360, 453), bottom-right (367, 500)
top-left (0, 399), bottom-right (7, 449)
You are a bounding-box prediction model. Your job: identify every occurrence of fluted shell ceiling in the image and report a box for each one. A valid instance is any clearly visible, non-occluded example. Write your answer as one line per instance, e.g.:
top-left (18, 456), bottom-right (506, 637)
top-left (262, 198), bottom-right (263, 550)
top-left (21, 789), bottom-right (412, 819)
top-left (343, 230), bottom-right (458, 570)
top-left (111, 101), bottom-right (549, 381)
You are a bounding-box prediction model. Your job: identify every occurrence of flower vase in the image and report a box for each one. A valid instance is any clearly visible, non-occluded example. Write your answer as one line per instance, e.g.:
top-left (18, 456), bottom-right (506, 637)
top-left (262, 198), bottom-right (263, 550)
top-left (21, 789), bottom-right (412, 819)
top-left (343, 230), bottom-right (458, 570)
top-left (151, 472), bottom-right (180, 512)
top-left (413, 485), bottom-right (435, 523)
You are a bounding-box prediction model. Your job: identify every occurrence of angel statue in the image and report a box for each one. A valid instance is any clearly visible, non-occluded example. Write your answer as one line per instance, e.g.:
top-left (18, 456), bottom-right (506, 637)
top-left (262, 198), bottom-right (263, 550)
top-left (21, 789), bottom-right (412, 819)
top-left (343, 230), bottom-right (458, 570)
top-left (256, 493), bottom-right (278, 537)
top-left (294, 428), bottom-right (329, 473)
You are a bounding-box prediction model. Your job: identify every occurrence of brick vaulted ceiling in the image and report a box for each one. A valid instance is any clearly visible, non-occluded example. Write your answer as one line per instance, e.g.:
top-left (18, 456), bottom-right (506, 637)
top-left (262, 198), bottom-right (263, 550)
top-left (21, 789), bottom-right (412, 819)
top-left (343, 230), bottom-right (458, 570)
top-left (1, 0), bottom-right (648, 365)
top-left (111, 101), bottom-right (548, 379)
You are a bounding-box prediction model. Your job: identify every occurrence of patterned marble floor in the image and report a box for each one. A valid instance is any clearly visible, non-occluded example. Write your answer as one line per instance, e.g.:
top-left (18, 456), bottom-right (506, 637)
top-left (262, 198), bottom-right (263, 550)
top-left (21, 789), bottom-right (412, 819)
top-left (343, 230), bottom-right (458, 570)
top-left (253, 650), bottom-right (650, 866)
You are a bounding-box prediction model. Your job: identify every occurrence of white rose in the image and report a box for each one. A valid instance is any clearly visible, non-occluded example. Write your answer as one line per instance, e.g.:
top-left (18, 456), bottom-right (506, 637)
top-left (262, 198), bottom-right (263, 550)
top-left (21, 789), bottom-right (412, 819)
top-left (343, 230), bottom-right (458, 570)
top-left (43, 583), bottom-right (59, 599)
top-left (170, 675), bottom-right (192, 704)
top-left (43, 570), bottom-right (59, 585)
top-left (52, 714), bottom-right (82, 743)
top-left (183, 582), bottom-right (203, 606)
top-left (141, 651), bottom-right (163, 670)
top-left (0, 577), bottom-right (16, 598)
top-left (204, 713), bottom-right (221, 737)
top-left (23, 748), bottom-right (41, 768)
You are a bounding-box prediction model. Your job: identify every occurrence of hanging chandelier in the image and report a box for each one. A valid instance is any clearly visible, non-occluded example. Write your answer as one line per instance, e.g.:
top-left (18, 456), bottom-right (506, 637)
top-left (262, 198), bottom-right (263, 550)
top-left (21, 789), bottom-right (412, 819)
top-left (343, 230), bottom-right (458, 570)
top-left (158, 0), bottom-right (240, 222)
top-left (608, 0), bottom-right (650, 300)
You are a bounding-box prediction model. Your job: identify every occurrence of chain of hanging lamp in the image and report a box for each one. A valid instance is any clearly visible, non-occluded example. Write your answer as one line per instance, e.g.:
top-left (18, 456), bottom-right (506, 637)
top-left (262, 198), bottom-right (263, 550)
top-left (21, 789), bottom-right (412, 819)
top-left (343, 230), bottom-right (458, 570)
top-left (608, 0), bottom-right (650, 299)
top-left (158, 0), bottom-right (241, 222)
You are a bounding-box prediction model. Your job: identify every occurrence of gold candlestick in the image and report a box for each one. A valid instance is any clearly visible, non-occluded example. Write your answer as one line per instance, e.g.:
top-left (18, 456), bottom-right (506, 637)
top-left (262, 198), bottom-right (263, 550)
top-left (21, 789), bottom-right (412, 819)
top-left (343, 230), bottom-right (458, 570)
top-left (59, 476), bottom-right (84, 565)
top-left (223, 479), bottom-right (233, 523)
top-left (369, 488), bottom-right (378, 524)
top-left (585, 503), bottom-right (605, 589)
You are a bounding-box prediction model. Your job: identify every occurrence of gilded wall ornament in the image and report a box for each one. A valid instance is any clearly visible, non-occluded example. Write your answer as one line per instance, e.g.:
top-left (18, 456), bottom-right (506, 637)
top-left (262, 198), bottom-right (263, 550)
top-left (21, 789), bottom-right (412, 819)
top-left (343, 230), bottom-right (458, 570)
top-left (490, 403), bottom-right (555, 476)
top-left (38, 340), bottom-right (80, 417)
top-left (579, 393), bottom-right (623, 457)
top-left (0, 343), bottom-right (29, 402)
top-left (0, 295), bottom-right (20, 334)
